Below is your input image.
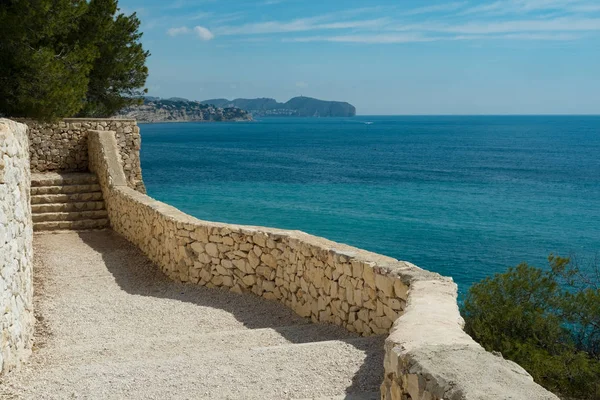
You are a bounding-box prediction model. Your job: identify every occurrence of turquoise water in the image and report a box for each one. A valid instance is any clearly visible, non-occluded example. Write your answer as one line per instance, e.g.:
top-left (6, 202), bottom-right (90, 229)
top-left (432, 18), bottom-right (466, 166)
top-left (139, 116), bottom-right (600, 294)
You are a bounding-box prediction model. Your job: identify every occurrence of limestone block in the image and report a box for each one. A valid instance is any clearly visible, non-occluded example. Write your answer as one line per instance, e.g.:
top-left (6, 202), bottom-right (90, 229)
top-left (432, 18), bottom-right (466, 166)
top-left (232, 259), bottom-right (248, 273)
top-left (262, 280), bottom-right (276, 292)
top-left (256, 266), bottom-right (272, 279)
top-left (247, 252), bottom-right (260, 269)
top-left (375, 274), bottom-right (394, 297)
top-left (211, 275), bottom-right (224, 286)
top-left (362, 264), bottom-right (376, 289)
top-left (294, 302), bottom-right (311, 318)
top-left (393, 280), bottom-right (409, 300)
top-left (242, 275), bottom-right (257, 287)
top-left (230, 285), bottom-right (243, 295)
top-left (260, 253), bottom-right (277, 269)
top-left (351, 261), bottom-right (364, 279)
top-left (388, 299), bottom-right (403, 311)
top-left (222, 276), bottom-right (234, 287)
top-left (357, 308), bottom-right (369, 323)
top-left (252, 233), bottom-right (267, 247)
top-left (239, 243), bottom-right (253, 251)
top-left (205, 243), bottom-right (219, 258)
top-left (263, 292), bottom-right (277, 301)
top-left (190, 242), bottom-right (205, 254)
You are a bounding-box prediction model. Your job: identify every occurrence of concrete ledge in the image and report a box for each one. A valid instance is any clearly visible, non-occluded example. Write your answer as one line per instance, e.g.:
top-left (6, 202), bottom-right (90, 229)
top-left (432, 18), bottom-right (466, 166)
top-left (382, 279), bottom-right (557, 399)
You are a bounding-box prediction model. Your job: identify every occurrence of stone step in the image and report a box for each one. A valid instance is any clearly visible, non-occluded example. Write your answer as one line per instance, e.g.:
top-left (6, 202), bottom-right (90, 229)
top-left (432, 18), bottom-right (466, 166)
top-left (31, 172), bottom-right (98, 187)
top-left (34, 218), bottom-right (109, 231)
top-left (31, 201), bottom-right (106, 213)
top-left (31, 192), bottom-right (104, 204)
top-left (32, 210), bottom-right (108, 223)
top-left (31, 183), bottom-right (102, 196)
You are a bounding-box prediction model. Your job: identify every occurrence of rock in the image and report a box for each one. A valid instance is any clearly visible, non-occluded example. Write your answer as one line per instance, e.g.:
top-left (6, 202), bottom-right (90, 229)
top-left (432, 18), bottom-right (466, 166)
top-left (375, 274), bottom-right (394, 297)
top-left (394, 280), bottom-right (409, 299)
top-left (232, 259), bottom-right (248, 273)
top-left (242, 274), bottom-right (257, 287)
top-left (205, 243), bottom-right (219, 258)
top-left (363, 265), bottom-right (376, 290)
top-left (260, 253), bottom-right (277, 269)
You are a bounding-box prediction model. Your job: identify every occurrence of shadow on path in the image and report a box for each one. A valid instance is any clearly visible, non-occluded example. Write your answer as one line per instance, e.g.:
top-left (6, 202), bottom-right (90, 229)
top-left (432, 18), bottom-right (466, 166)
top-left (78, 230), bottom-right (384, 399)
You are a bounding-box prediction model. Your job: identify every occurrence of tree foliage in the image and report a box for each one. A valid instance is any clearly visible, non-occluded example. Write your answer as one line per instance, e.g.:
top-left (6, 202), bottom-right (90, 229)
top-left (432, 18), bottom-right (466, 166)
top-left (463, 255), bottom-right (600, 399)
top-left (0, 0), bottom-right (149, 120)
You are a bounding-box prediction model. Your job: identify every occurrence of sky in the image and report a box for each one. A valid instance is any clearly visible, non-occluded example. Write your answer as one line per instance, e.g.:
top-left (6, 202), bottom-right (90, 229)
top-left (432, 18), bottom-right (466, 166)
top-left (118, 0), bottom-right (600, 115)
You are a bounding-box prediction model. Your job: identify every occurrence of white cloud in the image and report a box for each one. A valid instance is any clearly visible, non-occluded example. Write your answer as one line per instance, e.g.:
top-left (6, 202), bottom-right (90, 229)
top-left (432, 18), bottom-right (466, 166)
top-left (458, 0), bottom-right (600, 16)
top-left (194, 26), bottom-right (215, 41)
top-left (167, 1), bottom-right (600, 45)
top-left (296, 81), bottom-right (308, 88)
top-left (167, 25), bottom-right (214, 41)
top-left (286, 32), bottom-right (581, 44)
top-left (401, 2), bottom-right (468, 16)
top-left (407, 17), bottom-right (600, 34)
top-left (189, 12), bottom-right (213, 21)
top-left (216, 17), bottom-right (389, 35)
top-left (212, 12), bottom-right (246, 25)
top-left (167, 26), bottom-right (191, 36)
top-left (287, 33), bottom-right (433, 44)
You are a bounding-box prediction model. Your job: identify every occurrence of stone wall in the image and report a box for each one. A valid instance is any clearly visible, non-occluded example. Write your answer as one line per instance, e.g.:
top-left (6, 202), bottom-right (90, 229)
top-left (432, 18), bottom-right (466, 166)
top-left (0, 119), bottom-right (34, 374)
top-left (89, 129), bottom-right (558, 399)
top-left (23, 118), bottom-right (145, 193)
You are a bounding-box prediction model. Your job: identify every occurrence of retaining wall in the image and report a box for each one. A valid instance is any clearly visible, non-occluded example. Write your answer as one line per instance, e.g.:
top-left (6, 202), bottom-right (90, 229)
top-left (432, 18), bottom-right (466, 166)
top-left (88, 129), bottom-right (558, 399)
top-left (0, 119), bottom-right (34, 374)
top-left (22, 118), bottom-right (145, 193)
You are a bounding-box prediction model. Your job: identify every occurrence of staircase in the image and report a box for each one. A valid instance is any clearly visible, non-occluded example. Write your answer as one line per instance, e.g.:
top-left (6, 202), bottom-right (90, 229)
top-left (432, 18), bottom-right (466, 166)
top-left (31, 172), bottom-right (109, 232)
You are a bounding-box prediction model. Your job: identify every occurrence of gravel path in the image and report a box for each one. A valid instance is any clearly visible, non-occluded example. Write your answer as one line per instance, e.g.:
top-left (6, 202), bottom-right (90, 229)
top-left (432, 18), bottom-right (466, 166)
top-left (0, 230), bottom-right (384, 399)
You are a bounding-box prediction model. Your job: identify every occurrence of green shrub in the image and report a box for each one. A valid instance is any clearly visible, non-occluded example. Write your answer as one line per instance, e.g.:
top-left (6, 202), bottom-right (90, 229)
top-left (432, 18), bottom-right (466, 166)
top-left (462, 255), bottom-right (600, 399)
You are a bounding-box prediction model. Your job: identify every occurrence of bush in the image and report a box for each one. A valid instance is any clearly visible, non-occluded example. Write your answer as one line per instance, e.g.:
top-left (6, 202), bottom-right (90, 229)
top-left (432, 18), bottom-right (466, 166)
top-left (462, 255), bottom-right (600, 399)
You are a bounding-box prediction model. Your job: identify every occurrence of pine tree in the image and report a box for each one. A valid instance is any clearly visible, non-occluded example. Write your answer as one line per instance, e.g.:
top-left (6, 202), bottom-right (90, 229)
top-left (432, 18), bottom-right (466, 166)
top-left (77, 0), bottom-right (149, 117)
top-left (0, 0), bottom-right (149, 120)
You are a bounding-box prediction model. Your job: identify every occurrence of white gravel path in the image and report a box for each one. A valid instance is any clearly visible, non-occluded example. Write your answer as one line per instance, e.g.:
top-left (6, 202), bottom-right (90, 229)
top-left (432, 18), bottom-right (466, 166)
top-left (0, 231), bottom-right (384, 400)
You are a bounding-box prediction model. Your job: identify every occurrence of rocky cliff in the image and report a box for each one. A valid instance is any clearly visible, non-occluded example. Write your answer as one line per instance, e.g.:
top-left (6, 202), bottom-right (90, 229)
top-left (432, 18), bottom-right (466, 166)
top-left (201, 96), bottom-right (356, 117)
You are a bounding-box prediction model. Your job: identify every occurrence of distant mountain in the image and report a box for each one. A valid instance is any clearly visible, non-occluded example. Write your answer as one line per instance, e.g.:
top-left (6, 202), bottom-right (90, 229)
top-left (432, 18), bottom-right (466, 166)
top-left (118, 98), bottom-right (252, 123)
top-left (200, 96), bottom-right (356, 117)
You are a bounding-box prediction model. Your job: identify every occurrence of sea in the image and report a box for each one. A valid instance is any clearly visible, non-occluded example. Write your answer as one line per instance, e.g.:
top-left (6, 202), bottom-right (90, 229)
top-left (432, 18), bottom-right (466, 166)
top-left (139, 116), bottom-right (600, 295)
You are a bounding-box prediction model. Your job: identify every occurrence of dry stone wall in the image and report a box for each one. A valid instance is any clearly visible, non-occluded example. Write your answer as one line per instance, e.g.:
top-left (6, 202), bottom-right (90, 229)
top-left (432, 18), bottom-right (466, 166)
top-left (23, 118), bottom-right (145, 193)
top-left (0, 119), bottom-right (34, 374)
top-left (89, 129), bottom-right (558, 399)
